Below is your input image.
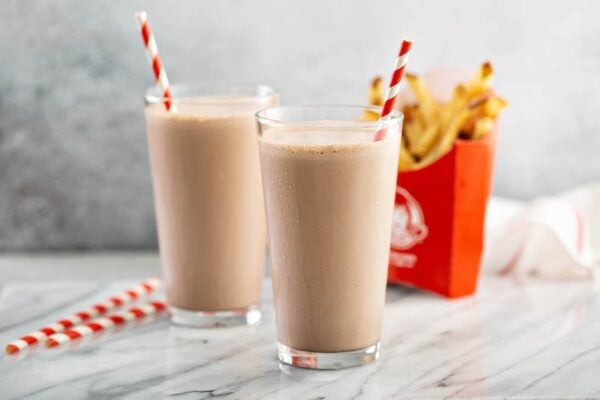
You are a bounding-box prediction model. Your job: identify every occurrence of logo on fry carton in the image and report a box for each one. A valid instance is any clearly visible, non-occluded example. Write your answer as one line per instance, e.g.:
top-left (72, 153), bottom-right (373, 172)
top-left (390, 250), bottom-right (418, 269)
top-left (391, 187), bottom-right (428, 251)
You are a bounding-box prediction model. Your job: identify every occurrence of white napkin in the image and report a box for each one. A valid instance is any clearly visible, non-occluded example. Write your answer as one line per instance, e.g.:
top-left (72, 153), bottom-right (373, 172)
top-left (483, 184), bottom-right (600, 279)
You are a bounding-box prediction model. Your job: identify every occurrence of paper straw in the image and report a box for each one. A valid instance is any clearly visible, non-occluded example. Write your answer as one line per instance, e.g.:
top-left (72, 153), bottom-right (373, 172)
top-left (135, 11), bottom-right (176, 112)
top-left (4, 277), bottom-right (161, 354)
top-left (45, 301), bottom-right (167, 348)
top-left (374, 40), bottom-right (413, 141)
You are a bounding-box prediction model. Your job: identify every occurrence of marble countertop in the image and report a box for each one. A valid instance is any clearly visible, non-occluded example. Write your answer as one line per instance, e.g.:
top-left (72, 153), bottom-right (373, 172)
top-left (1, 253), bottom-right (599, 399)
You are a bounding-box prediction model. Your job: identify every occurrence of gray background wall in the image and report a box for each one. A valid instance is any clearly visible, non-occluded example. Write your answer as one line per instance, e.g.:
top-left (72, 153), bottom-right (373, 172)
top-left (1, 0), bottom-right (599, 251)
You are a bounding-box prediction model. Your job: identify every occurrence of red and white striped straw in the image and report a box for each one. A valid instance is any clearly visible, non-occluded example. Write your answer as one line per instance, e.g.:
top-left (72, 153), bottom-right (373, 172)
top-left (4, 277), bottom-right (161, 354)
top-left (135, 11), bottom-right (176, 112)
top-left (46, 301), bottom-right (167, 348)
top-left (374, 40), bottom-right (413, 141)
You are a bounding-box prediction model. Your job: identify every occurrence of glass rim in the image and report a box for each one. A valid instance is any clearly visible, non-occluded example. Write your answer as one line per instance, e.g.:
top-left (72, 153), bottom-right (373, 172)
top-left (145, 83), bottom-right (277, 106)
top-left (255, 105), bottom-right (403, 129)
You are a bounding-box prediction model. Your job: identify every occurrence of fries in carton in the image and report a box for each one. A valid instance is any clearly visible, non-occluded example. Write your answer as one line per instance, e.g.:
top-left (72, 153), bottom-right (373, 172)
top-left (366, 63), bottom-right (506, 298)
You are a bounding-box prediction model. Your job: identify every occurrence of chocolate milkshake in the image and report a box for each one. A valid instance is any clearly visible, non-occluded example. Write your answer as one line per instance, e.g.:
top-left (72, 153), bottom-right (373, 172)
top-left (144, 85), bottom-right (277, 327)
top-left (257, 106), bottom-right (402, 368)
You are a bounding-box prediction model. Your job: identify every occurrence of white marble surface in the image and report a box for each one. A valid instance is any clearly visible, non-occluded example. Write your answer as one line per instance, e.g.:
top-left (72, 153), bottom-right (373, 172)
top-left (1, 254), bottom-right (600, 399)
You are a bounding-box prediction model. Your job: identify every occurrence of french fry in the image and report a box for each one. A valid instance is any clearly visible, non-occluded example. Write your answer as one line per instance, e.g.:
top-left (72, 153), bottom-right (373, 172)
top-left (401, 104), bottom-right (417, 124)
top-left (398, 142), bottom-right (416, 171)
top-left (407, 121), bottom-right (424, 151)
top-left (410, 123), bottom-right (438, 158)
top-left (479, 61), bottom-right (494, 83)
top-left (472, 117), bottom-right (495, 140)
top-left (461, 115), bottom-right (478, 138)
top-left (467, 90), bottom-right (493, 109)
top-left (482, 95), bottom-right (507, 119)
top-left (462, 94), bottom-right (506, 138)
top-left (362, 76), bottom-right (383, 121)
top-left (411, 84), bottom-right (467, 158)
top-left (406, 73), bottom-right (436, 122)
top-left (403, 105), bottom-right (424, 149)
top-left (360, 111), bottom-right (380, 122)
top-left (436, 108), bottom-right (476, 155)
top-left (368, 76), bottom-right (384, 106)
top-left (464, 61), bottom-right (494, 99)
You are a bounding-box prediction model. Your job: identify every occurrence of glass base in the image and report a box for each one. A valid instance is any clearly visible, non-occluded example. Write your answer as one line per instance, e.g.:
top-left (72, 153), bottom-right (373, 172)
top-left (278, 341), bottom-right (380, 370)
top-left (169, 304), bottom-right (261, 328)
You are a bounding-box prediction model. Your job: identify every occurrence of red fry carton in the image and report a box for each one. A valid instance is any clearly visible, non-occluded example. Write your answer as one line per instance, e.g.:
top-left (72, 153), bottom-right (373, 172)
top-left (387, 125), bottom-right (498, 298)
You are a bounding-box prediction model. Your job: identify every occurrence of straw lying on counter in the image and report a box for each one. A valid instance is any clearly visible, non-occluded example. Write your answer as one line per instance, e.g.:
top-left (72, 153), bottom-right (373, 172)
top-left (4, 277), bottom-right (161, 354)
top-left (45, 301), bottom-right (167, 348)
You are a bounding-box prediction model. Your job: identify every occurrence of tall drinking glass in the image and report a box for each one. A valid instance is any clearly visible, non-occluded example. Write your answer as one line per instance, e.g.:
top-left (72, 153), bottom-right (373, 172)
top-left (144, 84), bottom-right (278, 327)
top-left (256, 106), bottom-right (402, 369)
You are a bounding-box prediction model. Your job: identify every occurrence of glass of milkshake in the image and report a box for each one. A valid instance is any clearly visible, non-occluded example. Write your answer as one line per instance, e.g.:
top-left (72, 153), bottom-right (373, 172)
top-left (144, 84), bottom-right (278, 327)
top-left (256, 106), bottom-right (402, 369)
